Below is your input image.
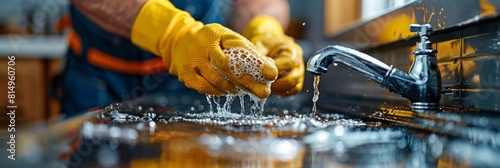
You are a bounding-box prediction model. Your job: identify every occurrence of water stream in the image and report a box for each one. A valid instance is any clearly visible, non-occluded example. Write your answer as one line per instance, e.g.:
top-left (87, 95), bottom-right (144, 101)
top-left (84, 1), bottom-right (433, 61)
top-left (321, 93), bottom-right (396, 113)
top-left (312, 75), bottom-right (321, 117)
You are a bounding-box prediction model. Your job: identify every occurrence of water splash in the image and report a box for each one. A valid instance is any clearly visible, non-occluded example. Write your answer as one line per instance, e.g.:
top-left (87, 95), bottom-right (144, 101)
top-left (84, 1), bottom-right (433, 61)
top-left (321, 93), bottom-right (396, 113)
top-left (206, 95), bottom-right (214, 114)
top-left (238, 94), bottom-right (245, 115)
top-left (204, 92), bottom-right (267, 118)
top-left (312, 75), bottom-right (321, 117)
top-left (179, 113), bottom-right (365, 129)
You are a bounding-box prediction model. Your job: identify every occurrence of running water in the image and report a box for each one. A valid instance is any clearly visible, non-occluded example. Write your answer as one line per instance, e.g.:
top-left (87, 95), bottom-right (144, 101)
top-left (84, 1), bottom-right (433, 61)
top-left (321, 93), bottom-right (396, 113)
top-left (204, 92), bottom-right (266, 118)
top-left (200, 48), bottom-right (273, 118)
top-left (206, 95), bottom-right (214, 114)
top-left (312, 75), bottom-right (321, 117)
top-left (238, 94), bottom-right (246, 115)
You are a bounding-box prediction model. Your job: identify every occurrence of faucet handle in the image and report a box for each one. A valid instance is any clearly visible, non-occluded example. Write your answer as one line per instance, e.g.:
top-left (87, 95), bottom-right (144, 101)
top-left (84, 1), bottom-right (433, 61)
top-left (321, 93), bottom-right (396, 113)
top-left (410, 24), bottom-right (434, 51)
top-left (410, 24), bottom-right (433, 36)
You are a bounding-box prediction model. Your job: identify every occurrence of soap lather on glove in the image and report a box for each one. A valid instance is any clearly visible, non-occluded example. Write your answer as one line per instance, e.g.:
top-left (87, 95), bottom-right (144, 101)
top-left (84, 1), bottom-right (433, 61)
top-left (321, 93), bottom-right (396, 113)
top-left (131, 0), bottom-right (278, 99)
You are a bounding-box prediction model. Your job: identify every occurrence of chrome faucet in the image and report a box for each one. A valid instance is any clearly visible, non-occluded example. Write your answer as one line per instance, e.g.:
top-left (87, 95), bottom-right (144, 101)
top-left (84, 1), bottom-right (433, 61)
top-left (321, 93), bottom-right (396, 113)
top-left (307, 24), bottom-right (441, 112)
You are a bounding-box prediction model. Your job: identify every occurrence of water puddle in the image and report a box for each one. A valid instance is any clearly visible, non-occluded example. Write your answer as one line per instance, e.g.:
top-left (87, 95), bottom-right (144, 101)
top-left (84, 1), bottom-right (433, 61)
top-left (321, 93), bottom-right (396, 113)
top-left (65, 101), bottom-right (367, 168)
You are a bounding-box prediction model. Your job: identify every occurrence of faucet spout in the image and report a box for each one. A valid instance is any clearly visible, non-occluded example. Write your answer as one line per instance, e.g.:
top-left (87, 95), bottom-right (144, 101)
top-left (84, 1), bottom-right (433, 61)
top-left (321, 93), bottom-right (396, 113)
top-left (307, 45), bottom-right (394, 83)
top-left (307, 24), bottom-right (442, 112)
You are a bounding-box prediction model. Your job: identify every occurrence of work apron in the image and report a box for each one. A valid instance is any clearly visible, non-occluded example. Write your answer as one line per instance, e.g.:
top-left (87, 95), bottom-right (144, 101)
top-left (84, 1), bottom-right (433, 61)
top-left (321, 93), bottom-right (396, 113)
top-left (61, 0), bottom-right (224, 117)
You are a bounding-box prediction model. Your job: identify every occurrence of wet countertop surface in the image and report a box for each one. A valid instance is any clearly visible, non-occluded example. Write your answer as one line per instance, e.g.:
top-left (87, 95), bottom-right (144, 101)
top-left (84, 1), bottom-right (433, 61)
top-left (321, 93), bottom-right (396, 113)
top-left (3, 95), bottom-right (499, 168)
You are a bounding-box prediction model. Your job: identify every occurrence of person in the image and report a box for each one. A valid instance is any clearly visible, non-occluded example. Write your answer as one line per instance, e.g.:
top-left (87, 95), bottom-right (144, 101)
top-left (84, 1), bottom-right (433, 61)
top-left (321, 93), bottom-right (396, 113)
top-left (61, 0), bottom-right (304, 117)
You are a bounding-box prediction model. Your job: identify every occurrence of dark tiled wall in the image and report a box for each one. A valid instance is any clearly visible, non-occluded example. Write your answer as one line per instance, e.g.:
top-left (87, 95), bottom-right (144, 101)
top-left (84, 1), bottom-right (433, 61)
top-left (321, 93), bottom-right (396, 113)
top-left (453, 21), bottom-right (500, 111)
top-left (317, 19), bottom-right (500, 112)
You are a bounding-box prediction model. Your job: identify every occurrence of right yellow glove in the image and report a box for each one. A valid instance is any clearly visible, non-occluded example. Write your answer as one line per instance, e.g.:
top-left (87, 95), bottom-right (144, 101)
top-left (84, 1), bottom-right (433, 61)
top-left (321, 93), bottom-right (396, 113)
top-left (131, 0), bottom-right (278, 99)
top-left (243, 16), bottom-right (305, 97)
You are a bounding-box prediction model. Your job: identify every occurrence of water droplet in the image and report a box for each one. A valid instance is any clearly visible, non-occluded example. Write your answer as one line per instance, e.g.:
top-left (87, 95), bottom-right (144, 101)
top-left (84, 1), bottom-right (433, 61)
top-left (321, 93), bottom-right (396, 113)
top-left (283, 109), bottom-right (289, 115)
top-left (334, 125), bottom-right (345, 136)
top-left (97, 145), bottom-right (119, 168)
top-left (269, 139), bottom-right (300, 161)
top-left (372, 111), bottom-right (383, 117)
top-left (108, 127), bottom-right (121, 138)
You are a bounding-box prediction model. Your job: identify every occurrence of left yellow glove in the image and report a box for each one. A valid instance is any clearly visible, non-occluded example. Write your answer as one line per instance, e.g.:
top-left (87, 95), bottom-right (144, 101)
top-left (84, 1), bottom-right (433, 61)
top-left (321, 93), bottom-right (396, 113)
top-left (243, 15), bottom-right (304, 97)
top-left (131, 0), bottom-right (278, 99)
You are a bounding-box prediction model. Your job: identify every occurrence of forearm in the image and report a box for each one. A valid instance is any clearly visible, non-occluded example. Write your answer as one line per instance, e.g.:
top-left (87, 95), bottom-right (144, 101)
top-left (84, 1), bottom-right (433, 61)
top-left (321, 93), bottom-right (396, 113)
top-left (231, 0), bottom-right (290, 34)
top-left (70, 0), bottom-right (148, 38)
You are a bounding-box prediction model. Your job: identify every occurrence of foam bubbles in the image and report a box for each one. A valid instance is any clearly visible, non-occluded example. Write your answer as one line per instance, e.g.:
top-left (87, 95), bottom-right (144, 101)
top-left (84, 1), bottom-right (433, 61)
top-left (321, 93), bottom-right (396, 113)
top-left (224, 48), bottom-right (265, 82)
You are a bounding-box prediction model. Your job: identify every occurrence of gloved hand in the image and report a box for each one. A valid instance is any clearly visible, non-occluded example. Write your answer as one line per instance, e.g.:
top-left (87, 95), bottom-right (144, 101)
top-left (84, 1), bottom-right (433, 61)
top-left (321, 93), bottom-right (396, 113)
top-left (243, 16), bottom-right (304, 97)
top-left (131, 0), bottom-right (278, 99)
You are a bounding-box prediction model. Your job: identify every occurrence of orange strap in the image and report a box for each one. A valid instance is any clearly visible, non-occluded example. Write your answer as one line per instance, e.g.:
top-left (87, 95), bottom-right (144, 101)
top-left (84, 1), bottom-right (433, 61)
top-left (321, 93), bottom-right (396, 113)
top-left (55, 15), bottom-right (71, 32)
top-left (68, 29), bottom-right (82, 56)
top-left (87, 48), bottom-right (168, 75)
top-left (68, 29), bottom-right (168, 75)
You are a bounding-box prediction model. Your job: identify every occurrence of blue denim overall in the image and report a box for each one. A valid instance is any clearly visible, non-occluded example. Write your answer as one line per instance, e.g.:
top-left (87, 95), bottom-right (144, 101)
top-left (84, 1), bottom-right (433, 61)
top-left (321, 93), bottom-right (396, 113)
top-left (61, 0), bottom-right (223, 117)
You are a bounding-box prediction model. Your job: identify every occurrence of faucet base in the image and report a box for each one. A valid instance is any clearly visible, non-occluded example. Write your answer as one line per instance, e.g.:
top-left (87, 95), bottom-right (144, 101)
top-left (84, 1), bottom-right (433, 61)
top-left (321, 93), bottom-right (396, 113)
top-left (412, 102), bottom-right (439, 113)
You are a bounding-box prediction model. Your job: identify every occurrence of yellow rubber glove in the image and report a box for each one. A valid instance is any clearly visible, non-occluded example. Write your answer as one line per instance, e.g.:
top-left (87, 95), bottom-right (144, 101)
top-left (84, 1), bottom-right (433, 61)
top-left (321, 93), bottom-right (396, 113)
top-left (131, 0), bottom-right (278, 99)
top-left (243, 15), bottom-right (304, 97)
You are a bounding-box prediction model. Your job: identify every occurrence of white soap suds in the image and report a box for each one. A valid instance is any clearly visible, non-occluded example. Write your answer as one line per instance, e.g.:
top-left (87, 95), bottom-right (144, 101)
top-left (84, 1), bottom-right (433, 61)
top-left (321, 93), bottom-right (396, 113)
top-left (224, 48), bottom-right (265, 82)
